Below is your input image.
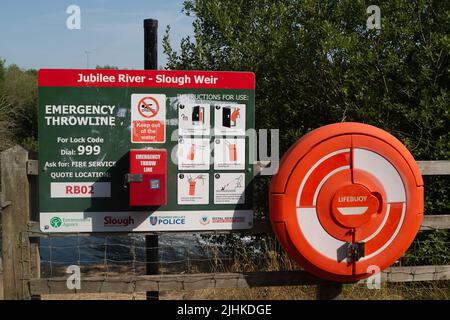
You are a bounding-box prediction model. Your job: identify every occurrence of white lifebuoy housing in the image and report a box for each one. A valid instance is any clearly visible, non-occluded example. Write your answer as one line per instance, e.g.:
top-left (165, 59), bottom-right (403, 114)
top-left (269, 123), bottom-right (423, 282)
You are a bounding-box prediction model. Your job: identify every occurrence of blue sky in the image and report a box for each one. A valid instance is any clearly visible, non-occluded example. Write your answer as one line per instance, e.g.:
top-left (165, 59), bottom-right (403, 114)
top-left (0, 0), bottom-right (194, 69)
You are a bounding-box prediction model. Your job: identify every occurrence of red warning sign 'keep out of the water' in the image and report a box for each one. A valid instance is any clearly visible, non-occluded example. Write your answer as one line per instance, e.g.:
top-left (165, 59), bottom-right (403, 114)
top-left (131, 94), bottom-right (166, 143)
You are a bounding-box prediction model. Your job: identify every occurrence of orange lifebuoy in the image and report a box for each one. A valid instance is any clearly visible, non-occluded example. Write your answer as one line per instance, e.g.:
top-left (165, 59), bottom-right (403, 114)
top-left (269, 123), bottom-right (423, 282)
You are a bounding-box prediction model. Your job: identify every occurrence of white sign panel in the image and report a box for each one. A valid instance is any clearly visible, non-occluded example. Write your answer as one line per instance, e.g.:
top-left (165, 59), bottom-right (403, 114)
top-left (177, 173), bottom-right (210, 205)
top-left (214, 173), bottom-right (246, 204)
top-left (40, 210), bottom-right (253, 232)
top-left (214, 104), bottom-right (246, 135)
top-left (131, 93), bottom-right (166, 143)
top-left (50, 182), bottom-right (111, 198)
top-left (213, 138), bottom-right (246, 170)
top-left (178, 103), bottom-right (211, 135)
top-left (178, 137), bottom-right (211, 170)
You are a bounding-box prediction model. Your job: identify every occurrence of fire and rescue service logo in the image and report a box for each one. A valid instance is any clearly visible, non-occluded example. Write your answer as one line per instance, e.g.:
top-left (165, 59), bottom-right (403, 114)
top-left (200, 216), bottom-right (210, 225)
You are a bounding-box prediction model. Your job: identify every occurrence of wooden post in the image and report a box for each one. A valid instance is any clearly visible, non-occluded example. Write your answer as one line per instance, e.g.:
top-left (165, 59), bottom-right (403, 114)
top-left (144, 18), bottom-right (160, 301)
top-left (316, 283), bottom-right (343, 300)
top-left (1, 146), bottom-right (39, 299)
top-left (27, 159), bottom-right (41, 300)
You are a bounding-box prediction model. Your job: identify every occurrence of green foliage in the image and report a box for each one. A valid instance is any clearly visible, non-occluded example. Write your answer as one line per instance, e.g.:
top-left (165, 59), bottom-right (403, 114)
top-left (164, 0), bottom-right (450, 255)
top-left (0, 61), bottom-right (38, 152)
top-left (424, 176), bottom-right (450, 214)
top-left (0, 58), bottom-right (11, 151)
top-left (0, 58), bottom-right (4, 84)
top-left (96, 65), bottom-right (119, 70)
top-left (164, 0), bottom-right (450, 211)
top-left (404, 230), bottom-right (450, 265)
top-left (0, 62), bottom-right (123, 153)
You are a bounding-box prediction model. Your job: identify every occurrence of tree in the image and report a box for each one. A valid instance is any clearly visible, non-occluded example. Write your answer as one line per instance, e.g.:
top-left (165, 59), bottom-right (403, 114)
top-left (164, 0), bottom-right (449, 214)
top-left (96, 65), bottom-right (119, 70)
top-left (0, 58), bottom-right (11, 151)
top-left (0, 63), bottom-right (38, 152)
top-left (0, 58), bottom-right (4, 84)
top-left (164, 0), bottom-right (450, 257)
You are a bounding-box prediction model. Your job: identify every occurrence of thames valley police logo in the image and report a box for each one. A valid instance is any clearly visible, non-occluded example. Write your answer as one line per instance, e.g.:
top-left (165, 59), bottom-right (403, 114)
top-left (149, 216), bottom-right (158, 226)
top-left (150, 215), bottom-right (186, 226)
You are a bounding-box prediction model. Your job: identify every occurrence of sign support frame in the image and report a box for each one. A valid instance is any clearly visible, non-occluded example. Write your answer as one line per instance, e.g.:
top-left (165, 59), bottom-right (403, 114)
top-left (143, 18), bottom-right (159, 301)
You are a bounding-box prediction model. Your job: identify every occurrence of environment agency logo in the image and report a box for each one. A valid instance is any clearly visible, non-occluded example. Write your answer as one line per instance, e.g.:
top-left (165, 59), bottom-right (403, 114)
top-left (50, 216), bottom-right (62, 228)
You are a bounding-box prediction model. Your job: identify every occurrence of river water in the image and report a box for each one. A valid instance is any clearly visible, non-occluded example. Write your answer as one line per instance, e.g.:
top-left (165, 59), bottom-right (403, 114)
top-left (1, 233), bottom-right (226, 276)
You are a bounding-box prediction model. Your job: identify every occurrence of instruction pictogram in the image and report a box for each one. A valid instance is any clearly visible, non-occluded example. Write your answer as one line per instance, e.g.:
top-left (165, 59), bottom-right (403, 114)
top-left (214, 104), bottom-right (246, 135)
top-left (131, 93), bottom-right (166, 143)
top-left (178, 103), bottom-right (210, 135)
top-left (137, 96), bottom-right (160, 118)
top-left (222, 106), bottom-right (241, 128)
top-left (178, 173), bottom-right (209, 204)
top-left (178, 137), bottom-right (210, 170)
top-left (187, 174), bottom-right (207, 196)
top-left (214, 173), bottom-right (245, 204)
top-left (214, 138), bottom-right (245, 170)
top-left (226, 141), bottom-right (237, 162)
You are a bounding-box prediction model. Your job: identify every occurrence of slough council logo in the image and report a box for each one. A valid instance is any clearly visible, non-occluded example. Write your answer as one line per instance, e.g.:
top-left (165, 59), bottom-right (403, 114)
top-left (50, 216), bottom-right (62, 228)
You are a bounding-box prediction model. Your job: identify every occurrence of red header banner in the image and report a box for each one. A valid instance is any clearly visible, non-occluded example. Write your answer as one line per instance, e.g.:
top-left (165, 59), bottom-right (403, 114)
top-left (38, 69), bottom-right (255, 89)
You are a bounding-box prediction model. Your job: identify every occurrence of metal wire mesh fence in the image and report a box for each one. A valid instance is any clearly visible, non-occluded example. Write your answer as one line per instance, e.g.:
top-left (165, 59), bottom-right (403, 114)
top-left (39, 233), bottom-right (251, 278)
top-left (32, 231), bottom-right (450, 299)
top-left (38, 231), bottom-right (450, 277)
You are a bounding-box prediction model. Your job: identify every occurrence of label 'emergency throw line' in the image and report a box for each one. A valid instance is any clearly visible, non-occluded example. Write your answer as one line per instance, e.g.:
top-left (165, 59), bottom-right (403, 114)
top-left (44, 104), bottom-right (116, 126)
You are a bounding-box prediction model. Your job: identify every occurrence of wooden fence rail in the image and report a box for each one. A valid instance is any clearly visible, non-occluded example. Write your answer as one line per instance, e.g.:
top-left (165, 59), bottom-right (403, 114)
top-left (29, 265), bottom-right (450, 295)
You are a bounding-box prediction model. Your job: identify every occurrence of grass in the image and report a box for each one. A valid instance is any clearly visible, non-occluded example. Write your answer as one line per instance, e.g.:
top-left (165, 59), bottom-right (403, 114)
top-left (41, 283), bottom-right (449, 300)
